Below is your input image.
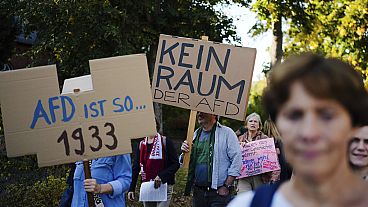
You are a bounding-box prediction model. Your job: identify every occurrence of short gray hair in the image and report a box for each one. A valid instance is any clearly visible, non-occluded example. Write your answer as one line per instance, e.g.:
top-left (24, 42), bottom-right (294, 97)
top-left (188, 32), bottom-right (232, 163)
top-left (245, 112), bottom-right (263, 131)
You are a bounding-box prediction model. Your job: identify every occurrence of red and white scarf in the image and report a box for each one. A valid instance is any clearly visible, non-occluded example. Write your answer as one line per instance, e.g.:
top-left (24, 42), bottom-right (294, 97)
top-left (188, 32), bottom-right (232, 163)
top-left (139, 133), bottom-right (165, 182)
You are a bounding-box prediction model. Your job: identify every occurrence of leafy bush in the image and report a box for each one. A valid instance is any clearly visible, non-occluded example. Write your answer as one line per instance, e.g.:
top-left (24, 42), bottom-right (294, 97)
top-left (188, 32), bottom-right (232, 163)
top-left (0, 155), bottom-right (69, 207)
top-left (2, 175), bottom-right (66, 207)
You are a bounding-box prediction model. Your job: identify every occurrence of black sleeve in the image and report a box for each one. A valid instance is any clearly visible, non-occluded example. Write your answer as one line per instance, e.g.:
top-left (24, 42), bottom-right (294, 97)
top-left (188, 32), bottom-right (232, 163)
top-left (59, 164), bottom-right (75, 207)
top-left (129, 143), bottom-right (141, 192)
top-left (158, 138), bottom-right (180, 184)
top-left (277, 140), bottom-right (293, 182)
top-left (67, 163), bottom-right (76, 186)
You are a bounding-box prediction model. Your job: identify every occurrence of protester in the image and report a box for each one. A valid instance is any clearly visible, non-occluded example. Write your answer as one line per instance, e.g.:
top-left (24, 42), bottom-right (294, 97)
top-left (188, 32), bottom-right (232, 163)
top-left (237, 113), bottom-right (270, 193)
top-left (263, 118), bottom-right (293, 183)
top-left (71, 154), bottom-right (132, 207)
top-left (228, 53), bottom-right (368, 206)
top-left (349, 126), bottom-right (368, 180)
top-left (181, 112), bottom-right (241, 207)
top-left (128, 118), bottom-right (180, 207)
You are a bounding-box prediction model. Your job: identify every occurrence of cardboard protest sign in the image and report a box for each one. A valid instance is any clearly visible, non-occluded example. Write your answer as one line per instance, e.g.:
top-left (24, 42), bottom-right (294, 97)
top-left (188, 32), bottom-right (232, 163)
top-left (0, 54), bottom-right (156, 167)
top-left (238, 138), bottom-right (280, 178)
top-left (152, 34), bottom-right (256, 120)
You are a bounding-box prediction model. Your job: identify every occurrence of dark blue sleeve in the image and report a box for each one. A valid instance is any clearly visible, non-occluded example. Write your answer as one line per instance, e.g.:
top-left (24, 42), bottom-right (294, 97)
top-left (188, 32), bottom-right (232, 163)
top-left (59, 164), bottom-right (75, 207)
top-left (129, 143), bottom-right (141, 192)
top-left (250, 182), bottom-right (281, 207)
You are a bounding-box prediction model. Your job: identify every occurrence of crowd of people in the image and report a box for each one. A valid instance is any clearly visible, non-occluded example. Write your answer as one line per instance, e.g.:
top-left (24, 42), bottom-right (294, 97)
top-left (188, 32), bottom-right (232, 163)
top-left (59, 53), bottom-right (368, 207)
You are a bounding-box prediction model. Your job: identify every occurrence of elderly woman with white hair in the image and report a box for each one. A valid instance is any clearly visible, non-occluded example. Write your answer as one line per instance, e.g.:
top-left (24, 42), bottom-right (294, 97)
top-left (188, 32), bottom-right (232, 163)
top-left (237, 112), bottom-right (270, 193)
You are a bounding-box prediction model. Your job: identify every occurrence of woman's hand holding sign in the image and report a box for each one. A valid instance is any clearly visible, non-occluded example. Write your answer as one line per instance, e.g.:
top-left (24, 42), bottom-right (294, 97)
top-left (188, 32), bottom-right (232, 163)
top-left (84, 178), bottom-right (112, 194)
top-left (154, 176), bottom-right (162, 189)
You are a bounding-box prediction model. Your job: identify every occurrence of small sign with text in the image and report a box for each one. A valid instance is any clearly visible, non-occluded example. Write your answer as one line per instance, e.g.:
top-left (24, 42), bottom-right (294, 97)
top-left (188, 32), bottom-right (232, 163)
top-left (238, 138), bottom-right (280, 178)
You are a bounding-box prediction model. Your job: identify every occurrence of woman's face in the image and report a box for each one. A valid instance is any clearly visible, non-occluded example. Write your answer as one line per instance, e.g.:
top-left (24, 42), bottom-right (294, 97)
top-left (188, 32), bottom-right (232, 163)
top-left (349, 126), bottom-right (368, 168)
top-left (247, 116), bottom-right (260, 132)
top-left (276, 82), bottom-right (355, 180)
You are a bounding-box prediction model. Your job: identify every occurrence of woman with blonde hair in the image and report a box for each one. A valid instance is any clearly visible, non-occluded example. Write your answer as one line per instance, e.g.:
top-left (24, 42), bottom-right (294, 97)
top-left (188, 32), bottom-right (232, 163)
top-left (237, 112), bottom-right (270, 193)
top-left (263, 119), bottom-right (293, 183)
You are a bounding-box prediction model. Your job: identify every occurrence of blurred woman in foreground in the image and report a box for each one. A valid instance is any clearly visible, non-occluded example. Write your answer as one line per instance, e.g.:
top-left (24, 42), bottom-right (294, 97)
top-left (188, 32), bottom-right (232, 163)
top-left (228, 53), bottom-right (368, 207)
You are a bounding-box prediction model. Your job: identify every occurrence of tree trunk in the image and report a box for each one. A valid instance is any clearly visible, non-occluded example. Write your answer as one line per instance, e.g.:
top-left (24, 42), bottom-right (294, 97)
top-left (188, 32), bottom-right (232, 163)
top-left (148, 0), bottom-right (163, 133)
top-left (149, 41), bottom-right (163, 133)
top-left (270, 14), bottom-right (283, 69)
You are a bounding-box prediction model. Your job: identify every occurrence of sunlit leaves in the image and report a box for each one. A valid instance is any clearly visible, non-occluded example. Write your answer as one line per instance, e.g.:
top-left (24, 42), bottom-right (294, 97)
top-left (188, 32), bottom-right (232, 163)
top-left (285, 0), bottom-right (368, 81)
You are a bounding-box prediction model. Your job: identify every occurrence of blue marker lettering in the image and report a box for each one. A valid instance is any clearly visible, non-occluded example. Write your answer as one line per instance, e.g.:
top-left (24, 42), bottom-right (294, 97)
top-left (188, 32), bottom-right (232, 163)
top-left (89, 102), bottom-right (99, 117)
top-left (48, 96), bottom-right (60, 123)
top-left (97, 99), bottom-right (107, 116)
top-left (84, 104), bottom-right (88, 119)
top-left (178, 42), bottom-right (194, 69)
top-left (61, 96), bottom-right (75, 122)
top-left (124, 96), bottom-right (133, 112)
top-left (159, 40), bottom-right (179, 65)
top-left (30, 99), bottom-right (51, 129)
top-left (112, 97), bottom-right (124, 112)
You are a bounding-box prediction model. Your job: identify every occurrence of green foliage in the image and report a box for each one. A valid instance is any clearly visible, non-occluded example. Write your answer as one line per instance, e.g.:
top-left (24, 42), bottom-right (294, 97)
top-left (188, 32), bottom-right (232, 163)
top-left (220, 117), bottom-right (242, 132)
top-left (236, 0), bottom-right (313, 69)
top-left (246, 79), bottom-right (268, 121)
top-left (0, 2), bottom-right (20, 67)
top-left (238, 0), bottom-right (368, 85)
top-left (4, 0), bottom-right (239, 82)
top-left (0, 155), bottom-right (69, 207)
top-left (246, 0), bottom-right (312, 37)
top-left (2, 175), bottom-right (66, 207)
top-left (163, 105), bottom-right (191, 139)
top-left (285, 0), bottom-right (368, 85)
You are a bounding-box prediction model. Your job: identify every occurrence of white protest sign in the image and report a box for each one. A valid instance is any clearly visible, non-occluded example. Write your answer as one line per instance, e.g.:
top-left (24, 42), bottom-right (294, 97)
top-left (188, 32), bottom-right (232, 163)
top-left (139, 181), bottom-right (167, 202)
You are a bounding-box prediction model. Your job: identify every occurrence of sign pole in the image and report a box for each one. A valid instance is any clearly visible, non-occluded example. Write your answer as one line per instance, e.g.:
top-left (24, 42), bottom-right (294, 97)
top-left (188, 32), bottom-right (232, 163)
top-left (182, 36), bottom-right (209, 169)
top-left (83, 159), bottom-right (96, 207)
top-left (182, 110), bottom-right (197, 168)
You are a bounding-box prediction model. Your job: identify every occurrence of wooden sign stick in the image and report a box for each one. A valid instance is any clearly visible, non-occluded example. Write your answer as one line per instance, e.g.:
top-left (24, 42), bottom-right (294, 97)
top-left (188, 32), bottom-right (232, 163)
top-left (83, 159), bottom-right (96, 207)
top-left (182, 110), bottom-right (197, 168)
top-left (182, 36), bottom-right (209, 169)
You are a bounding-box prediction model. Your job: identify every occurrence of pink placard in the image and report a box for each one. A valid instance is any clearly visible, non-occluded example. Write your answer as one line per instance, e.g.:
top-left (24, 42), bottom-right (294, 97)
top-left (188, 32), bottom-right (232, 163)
top-left (237, 138), bottom-right (280, 178)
